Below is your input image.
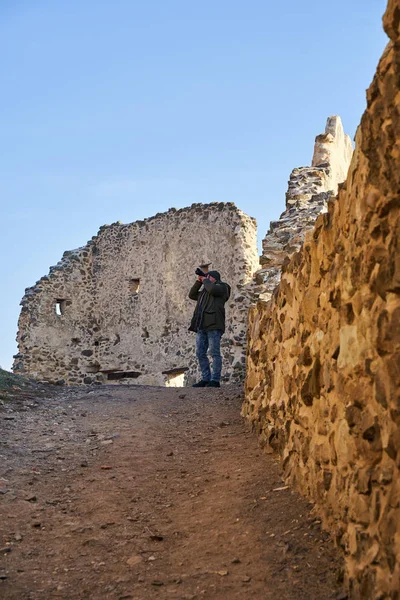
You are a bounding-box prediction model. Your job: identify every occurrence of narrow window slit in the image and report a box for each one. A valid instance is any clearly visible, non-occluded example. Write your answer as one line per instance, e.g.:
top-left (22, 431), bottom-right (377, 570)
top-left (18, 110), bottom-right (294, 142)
top-left (129, 278), bottom-right (140, 294)
top-left (55, 299), bottom-right (67, 316)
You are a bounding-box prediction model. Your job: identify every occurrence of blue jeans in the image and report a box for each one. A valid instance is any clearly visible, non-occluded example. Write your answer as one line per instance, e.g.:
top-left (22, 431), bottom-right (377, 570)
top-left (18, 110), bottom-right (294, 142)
top-left (195, 329), bottom-right (223, 382)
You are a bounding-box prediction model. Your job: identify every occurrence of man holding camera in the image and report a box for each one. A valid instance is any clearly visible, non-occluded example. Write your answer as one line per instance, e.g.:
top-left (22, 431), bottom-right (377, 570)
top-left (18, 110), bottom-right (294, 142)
top-left (188, 265), bottom-right (231, 388)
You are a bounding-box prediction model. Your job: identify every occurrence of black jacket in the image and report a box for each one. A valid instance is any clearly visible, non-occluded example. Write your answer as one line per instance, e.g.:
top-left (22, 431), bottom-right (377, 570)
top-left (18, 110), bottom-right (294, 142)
top-left (188, 279), bottom-right (231, 333)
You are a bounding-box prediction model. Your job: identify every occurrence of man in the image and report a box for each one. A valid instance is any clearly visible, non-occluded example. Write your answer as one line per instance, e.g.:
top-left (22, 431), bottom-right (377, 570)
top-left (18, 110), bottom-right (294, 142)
top-left (188, 269), bottom-right (231, 388)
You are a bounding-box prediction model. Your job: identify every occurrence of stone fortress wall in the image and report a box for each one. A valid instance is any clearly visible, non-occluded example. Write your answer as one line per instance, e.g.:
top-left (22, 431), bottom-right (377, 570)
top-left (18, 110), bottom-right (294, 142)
top-left (14, 203), bottom-right (258, 386)
top-left (242, 1), bottom-right (400, 596)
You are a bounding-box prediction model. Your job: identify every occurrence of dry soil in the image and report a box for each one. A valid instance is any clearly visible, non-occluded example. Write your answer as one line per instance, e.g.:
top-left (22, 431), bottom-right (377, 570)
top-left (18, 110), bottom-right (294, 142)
top-left (0, 384), bottom-right (346, 600)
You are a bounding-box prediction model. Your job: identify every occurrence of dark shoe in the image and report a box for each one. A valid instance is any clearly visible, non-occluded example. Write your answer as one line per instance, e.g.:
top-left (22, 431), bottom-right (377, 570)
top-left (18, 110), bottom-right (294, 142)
top-left (206, 381), bottom-right (220, 388)
top-left (192, 380), bottom-right (209, 388)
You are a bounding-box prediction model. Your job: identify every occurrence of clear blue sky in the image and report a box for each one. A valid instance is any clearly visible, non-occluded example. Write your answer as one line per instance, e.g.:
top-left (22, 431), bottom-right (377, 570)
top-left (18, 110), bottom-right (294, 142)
top-left (0, 0), bottom-right (387, 370)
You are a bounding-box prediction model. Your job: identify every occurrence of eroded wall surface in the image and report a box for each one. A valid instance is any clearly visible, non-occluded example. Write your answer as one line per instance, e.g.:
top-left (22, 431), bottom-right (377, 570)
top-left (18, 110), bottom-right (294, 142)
top-left (14, 203), bottom-right (258, 385)
top-left (243, 3), bottom-right (400, 597)
top-left (244, 116), bottom-right (353, 305)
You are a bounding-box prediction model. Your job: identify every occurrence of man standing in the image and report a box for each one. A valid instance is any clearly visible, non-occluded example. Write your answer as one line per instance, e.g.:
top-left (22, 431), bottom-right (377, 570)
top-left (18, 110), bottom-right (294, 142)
top-left (188, 269), bottom-right (231, 388)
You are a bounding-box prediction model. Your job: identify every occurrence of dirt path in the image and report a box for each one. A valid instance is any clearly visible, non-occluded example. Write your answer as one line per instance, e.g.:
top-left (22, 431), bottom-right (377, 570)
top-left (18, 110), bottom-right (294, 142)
top-left (0, 384), bottom-right (345, 600)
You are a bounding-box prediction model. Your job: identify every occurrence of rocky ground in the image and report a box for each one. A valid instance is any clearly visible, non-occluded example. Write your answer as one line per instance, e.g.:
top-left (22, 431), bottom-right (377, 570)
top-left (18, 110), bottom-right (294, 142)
top-left (0, 381), bottom-right (346, 600)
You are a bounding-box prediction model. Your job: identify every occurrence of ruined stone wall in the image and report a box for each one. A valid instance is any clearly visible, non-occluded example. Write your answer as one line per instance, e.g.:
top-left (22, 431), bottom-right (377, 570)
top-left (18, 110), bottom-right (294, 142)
top-left (14, 203), bottom-right (258, 385)
top-left (312, 115), bottom-right (354, 192)
top-left (257, 116), bottom-right (353, 300)
top-left (225, 115), bottom-right (353, 385)
top-left (231, 115), bottom-right (353, 345)
top-left (243, 3), bottom-right (400, 597)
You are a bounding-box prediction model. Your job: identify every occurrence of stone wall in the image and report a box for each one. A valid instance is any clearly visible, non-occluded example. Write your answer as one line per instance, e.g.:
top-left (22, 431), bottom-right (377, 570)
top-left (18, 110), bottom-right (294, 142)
top-left (258, 116), bottom-right (353, 299)
top-left (14, 203), bottom-right (258, 385)
top-left (312, 115), bottom-right (354, 192)
top-left (243, 3), bottom-right (400, 597)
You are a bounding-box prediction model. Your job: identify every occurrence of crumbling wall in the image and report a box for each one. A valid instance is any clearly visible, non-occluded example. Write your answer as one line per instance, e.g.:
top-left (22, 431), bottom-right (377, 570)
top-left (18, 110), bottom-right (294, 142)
top-left (14, 203), bottom-right (258, 385)
top-left (232, 115), bottom-right (353, 341)
top-left (312, 115), bottom-right (354, 191)
top-left (243, 2), bottom-right (400, 597)
top-left (257, 116), bottom-right (353, 300)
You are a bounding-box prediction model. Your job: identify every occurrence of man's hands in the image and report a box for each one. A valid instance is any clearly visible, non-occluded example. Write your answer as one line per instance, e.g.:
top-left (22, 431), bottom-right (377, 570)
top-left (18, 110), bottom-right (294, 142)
top-left (197, 275), bottom-right (205, 282)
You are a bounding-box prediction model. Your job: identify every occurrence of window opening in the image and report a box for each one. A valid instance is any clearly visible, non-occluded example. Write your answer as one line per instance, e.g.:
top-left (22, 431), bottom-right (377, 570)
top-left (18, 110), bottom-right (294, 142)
top-left (162, 367), bottom-right (188, 388)
top-left (129, 278), bottom-right (140, 294)
top-left (55, 299), bottom-right (67, 316)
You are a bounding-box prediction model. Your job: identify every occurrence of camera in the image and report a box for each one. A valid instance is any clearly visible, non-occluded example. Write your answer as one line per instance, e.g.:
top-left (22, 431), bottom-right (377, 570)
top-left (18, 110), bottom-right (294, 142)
top-left (195, 267), bottom-right (206, 277)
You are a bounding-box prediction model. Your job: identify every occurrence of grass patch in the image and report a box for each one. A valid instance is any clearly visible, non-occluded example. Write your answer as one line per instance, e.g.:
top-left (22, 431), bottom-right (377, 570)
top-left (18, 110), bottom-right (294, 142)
top-left (0, 368), bottom-right (38, 393)
top-left (0, 369), bottom-right (51, 405)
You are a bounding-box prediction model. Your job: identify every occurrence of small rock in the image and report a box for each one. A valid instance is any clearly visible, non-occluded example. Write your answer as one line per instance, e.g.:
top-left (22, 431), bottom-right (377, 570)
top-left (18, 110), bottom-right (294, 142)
top-left (282, 543), bottom-right (291, 555)
top-left (100, 439), bottom-right (113, 446)
top-left (178, 394), bottom-right (186, 399)
top-left (24, 494), bottom-right (37, 503)
top-left (80, 461), bottom-right (88, 467)
top-left (217, 570), bottom-right (229, 576)
top-left (231, 558), bottom-right (241, 564)
top-left (242, 576), bottom-right (251, 583)
top-left (126, 555), bottom-right (142, 567)
top-left (100, 466), bottom-right (112, 470)
top-left (100, 522), bottom-right (115, 529)
top-left (73, 526), bottom-right (93, 534)
top-left (0, 548), bottom-right (12, 554)
top-left (167, 451), bottom-right (174, 457)
top-left (151, 580), bottom-right (164, 586)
